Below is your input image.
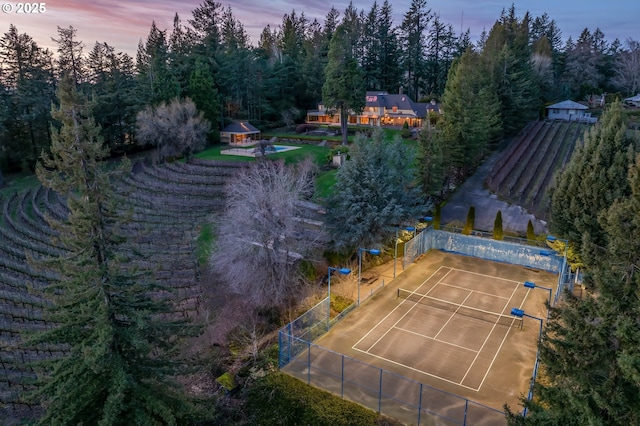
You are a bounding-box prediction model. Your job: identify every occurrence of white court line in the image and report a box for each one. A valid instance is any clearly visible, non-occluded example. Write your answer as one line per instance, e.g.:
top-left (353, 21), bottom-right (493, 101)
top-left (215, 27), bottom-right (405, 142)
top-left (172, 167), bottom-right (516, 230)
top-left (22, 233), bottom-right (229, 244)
top-left (474, 287), bottom-right (533, 391)
top-left (434, 292), bottom-right (474, 340)
top-left (447, 266), bottom-right (521, 284)
top-left (352, 345), bottom-right (482, 391)
top-left (360, 268), bottom-right (453, 353)
top-left (352, 265), bottom-right (534, 392)
top-left (352, 266), bottom-right (448, 352)
top-left (460, 281), bottom-right (520, 387)
top-left (437, 281), bottom-right (511, 300)
top-left (394, 326), bottom-right (478, 352)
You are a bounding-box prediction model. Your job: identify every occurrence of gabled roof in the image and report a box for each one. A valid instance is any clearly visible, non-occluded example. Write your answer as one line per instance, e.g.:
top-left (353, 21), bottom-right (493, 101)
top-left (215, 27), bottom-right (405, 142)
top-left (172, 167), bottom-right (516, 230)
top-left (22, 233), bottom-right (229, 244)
top-left (365, 91), bottom-right (433, 117)
top-left (546, 100), bottom-right (588, 110)
top-left (625, 94), bottom-right (640, 102)
top-left (221, 121), bottom-right (260, 134)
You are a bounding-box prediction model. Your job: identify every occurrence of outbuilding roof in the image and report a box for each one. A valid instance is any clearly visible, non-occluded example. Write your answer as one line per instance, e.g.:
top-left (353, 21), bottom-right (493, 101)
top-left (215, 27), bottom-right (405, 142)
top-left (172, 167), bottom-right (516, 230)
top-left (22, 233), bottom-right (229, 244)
top-left (546, 100), bottom-right (588, 110)
top-left (221, 121), bottom-right (260, 134)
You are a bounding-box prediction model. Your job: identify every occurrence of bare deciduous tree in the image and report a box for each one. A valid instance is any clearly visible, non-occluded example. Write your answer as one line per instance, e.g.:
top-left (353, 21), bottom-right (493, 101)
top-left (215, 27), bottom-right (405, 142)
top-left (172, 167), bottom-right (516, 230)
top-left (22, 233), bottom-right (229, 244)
top-left (211, 158), bottom-right (323, 307)
top-left (280, 106), bottom-right (300, 130)
top-left (136, 97), bottom-right (210, 163)
top-left (614, 38), bottom-right (640, 96)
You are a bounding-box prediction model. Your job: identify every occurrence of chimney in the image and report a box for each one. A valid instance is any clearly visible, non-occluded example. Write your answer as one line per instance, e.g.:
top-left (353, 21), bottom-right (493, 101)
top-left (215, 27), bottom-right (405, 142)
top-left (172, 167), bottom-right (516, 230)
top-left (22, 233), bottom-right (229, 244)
top-left (399, 86), bottom-right (403, 95)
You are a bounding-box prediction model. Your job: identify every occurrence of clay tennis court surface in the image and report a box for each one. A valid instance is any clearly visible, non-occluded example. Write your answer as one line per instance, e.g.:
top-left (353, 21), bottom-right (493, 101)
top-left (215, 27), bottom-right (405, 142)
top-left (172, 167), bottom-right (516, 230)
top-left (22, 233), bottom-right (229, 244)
top-left (313, 250), bottom-right (557, 413)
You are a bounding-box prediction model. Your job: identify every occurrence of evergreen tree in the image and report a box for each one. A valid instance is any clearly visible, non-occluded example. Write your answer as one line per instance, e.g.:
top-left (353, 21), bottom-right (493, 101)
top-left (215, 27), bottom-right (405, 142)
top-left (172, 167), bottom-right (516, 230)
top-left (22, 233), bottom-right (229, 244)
top-left (136, 21), bottom-right (180, 106)
top-left (562, 28), bottom-right (604, 99)
top-left (52, 25), bottom-right (85, 85)
top-left (462, 206), bottom-right (475, 235)
top-left (377, 0), bottom-right (402, 92)
top-left (526, 219), bottom-right (535, 241)
top-left (327, 129), bottom-right (422, 250)
top-left (189, 57), bottom-right (220, 142)
top-left (433, 203), bottom-right (441, 230)
top-left (440, 48), bottom-right (502, 173)
top-left (322, 23), bottom-right (365, 145)
top-left (400, 0), bottom-right (431, 99)
top-left (493, 210), bottom-right (504, 240)
top-left (361, 1), bottom-right (381, 90)
top-left (168, 13), bottom-right (196, 98)
top-left (508, 155), bottom-right (640, 425)
top-left (482, 8), bottom-right (540, 135)
top-left (0, 25), bottom-right (55, 170)
top-left (27, 75), bottom-right (202, 425)
top-left (425, 15), bottom-right (457, 97)
top-left (86, 41), bottom-right (137, 152)
top-left (416, 125), bottom-right (446, 196)
top-left (550, 100), bottom-right (638, 270)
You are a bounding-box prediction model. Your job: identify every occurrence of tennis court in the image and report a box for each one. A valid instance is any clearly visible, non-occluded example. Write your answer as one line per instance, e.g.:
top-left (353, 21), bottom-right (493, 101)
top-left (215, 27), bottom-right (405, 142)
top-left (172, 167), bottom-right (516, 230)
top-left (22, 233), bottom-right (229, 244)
top-left (354, 266), bottom-right (527, 391)
top-left (312, 250), bottom-right (555, 414)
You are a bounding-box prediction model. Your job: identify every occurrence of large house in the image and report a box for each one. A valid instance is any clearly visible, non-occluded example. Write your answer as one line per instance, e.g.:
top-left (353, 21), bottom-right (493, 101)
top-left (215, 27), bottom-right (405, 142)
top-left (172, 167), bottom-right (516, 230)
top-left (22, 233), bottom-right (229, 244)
top-left (306, 91), bottom-right (440, 128)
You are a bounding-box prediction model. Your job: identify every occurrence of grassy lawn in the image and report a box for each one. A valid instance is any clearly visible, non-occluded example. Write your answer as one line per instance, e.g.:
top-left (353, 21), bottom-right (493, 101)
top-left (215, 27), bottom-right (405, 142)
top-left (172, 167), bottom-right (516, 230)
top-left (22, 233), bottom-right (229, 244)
top-left (195, 223), bottom-right (215, 266)
top-left (194, 143), bottom-right (331, 166)
top-left (314, 169), bottom-right (337, 202)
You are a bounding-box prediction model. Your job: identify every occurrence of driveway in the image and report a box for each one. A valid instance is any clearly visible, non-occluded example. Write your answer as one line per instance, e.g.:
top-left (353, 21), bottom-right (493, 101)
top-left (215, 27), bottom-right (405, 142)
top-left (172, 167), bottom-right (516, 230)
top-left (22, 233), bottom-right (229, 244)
top-left (441, 151), bottom-right (548, 235)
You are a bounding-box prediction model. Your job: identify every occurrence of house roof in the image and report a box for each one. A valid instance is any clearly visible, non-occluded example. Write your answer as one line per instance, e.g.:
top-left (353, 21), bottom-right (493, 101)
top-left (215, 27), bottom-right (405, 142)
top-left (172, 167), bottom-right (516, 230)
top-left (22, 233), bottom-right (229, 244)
top-left (221, 121), bottom-right (260, 134)
top-left (546, 100), bottom-right (588, 110)
top-left (625, 94), bottom-right (640, 102)
top-left (365, 91), bottom-right (438, 118)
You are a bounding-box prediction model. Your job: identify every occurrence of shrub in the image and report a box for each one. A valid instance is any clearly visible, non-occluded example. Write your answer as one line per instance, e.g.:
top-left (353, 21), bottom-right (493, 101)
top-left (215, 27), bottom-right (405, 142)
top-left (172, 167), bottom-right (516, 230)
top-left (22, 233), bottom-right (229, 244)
top-left (327, 146), bottom-right (350, 163)
top-left (332, 294), bottom-right (354, 313)
top-left (527, 219), bottom-right (536, 241)
top-left (246, 372), bottom-right (380, 426)
top-left (493, 210), bottom-right (504, 240)
top-left (400, 121), bottom-right (411, 138)
top-left (296, 123), bottom-right (318, 134)
top-left (433, 204), bottom-right (441, 230)
top-left (462, 206), bottom-right (475, 235)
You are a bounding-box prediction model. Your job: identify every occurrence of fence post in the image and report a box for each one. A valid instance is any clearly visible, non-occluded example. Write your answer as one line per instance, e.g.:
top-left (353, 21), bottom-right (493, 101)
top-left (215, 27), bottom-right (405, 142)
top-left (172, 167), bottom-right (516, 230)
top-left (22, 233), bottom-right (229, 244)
top-left (341, 355), bottom-right (345, 398)
top-left (378, 368), bottom-right (383, 413)
top-left (463, 399), bottom-right (468, 425)
top-left (307, 340), bottom-right (311, 384)
top-left (287, 324), bottom-right (292, 365)
top-left (417, 383), bottom-right (423, 426)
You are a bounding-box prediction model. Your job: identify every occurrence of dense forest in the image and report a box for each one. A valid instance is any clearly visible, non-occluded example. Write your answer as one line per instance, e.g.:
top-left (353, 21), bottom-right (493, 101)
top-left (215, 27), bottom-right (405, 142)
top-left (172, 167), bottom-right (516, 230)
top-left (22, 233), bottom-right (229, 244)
top-left (2, 1), bottom-right (640, 425)
top-left (1, 0), bottom-right (639, 179)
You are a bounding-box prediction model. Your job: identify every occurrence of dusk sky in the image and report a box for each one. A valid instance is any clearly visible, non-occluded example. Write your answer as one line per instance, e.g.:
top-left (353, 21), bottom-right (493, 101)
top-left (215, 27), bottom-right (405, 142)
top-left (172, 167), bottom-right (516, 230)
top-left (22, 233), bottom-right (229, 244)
top-left (2, 0), bottom-right (639, 57)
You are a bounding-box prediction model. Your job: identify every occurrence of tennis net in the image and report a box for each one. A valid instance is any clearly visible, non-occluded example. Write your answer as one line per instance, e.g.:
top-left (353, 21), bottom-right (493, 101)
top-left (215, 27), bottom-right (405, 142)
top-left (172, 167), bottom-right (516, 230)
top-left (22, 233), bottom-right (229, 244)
top-left (397, 288), bottom-right (520, 327)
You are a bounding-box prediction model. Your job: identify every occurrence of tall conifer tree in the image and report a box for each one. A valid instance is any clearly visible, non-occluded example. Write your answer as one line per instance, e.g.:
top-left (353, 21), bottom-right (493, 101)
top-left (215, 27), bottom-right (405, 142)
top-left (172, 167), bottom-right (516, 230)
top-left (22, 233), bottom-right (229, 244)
top-left (27, 74), bottom-right (202, 425)
top-left (322, 23), bottom-right (365, 146)
top-left (550, 100), bottom-right (638, 270)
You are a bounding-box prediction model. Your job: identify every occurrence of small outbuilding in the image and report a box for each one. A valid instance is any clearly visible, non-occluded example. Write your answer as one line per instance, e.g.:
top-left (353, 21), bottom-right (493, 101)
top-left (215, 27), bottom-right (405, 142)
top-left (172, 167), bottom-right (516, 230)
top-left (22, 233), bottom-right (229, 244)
top-left (624, 94), bottom-right (640, 107)
top-left (220, 121), bottom-right (260, 146)
top-left (546, 100), bottom-right (595, 123)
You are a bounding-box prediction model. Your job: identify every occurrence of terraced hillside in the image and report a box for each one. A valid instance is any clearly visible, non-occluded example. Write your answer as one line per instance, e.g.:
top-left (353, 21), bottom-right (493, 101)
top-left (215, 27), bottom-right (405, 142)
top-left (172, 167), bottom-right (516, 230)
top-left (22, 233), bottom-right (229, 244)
top-left (486, 120), bottom-right (590, 220)
top-left (0, 157), bottom-right (326, 421)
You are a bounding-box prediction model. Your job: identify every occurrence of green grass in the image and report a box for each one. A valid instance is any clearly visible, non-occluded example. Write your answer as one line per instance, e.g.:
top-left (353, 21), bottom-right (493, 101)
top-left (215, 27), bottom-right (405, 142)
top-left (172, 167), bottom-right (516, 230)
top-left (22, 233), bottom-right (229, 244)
top-left (196, 223), bottom-right (214, 266)
top-left (194, 143), bottom-right (330, 166)
top-left (314, 169), bottom-right (337, 201)
top-left (246, 372), bottom-right (385, 426)
top-left (193, 146), bottom-right (254, 163)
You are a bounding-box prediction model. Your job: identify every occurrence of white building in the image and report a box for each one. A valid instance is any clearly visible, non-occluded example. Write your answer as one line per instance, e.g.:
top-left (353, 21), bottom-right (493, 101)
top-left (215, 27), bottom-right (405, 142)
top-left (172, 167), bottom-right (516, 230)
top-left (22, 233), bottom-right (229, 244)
top-left (546, 100), bottom-right (595, 123)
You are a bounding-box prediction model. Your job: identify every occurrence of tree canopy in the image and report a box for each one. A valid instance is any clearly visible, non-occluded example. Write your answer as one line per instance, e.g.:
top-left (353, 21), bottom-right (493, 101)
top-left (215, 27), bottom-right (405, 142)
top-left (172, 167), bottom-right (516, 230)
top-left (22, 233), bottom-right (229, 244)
top-left (322, 23), bottom-right (365, 146)
top-left (327, 129), bottom-right (422, 251)
top-left (29, 74), bottom-right (203, 425)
